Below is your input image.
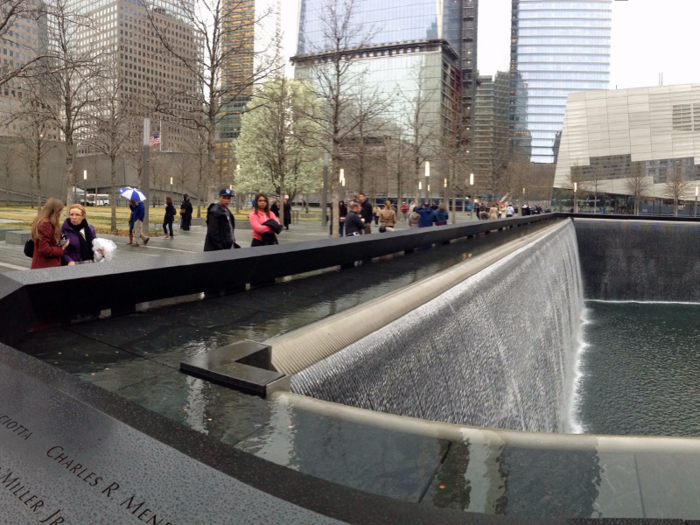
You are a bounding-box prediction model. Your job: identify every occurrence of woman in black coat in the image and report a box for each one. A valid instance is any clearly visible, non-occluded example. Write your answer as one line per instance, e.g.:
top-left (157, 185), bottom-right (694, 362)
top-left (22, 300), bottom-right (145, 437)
top-left (180, 194), bottom-right (193, 230)
top-left (270, 199), bottom-right (280, 217)
top-left (283, 198), bottom-right (291, 230)
top-left (163, 196), bottom-right (176, 239)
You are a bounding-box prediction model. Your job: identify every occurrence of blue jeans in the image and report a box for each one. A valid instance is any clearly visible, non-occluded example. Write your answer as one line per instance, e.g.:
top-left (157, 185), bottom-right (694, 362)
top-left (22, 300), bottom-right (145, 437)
top-left (163, 221), bottom-right (173, 236)
top-left (129, 222), bottom-right (134, 235)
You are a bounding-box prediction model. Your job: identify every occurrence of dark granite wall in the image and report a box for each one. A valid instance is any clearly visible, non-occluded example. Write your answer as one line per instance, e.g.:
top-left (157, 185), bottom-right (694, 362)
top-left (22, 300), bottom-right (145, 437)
top-left (574, 219), bottom-right (700, 301)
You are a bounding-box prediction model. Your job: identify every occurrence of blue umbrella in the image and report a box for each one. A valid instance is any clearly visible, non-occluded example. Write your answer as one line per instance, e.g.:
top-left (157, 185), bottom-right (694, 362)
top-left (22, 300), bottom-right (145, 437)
top-left (119, 187), bottom-right (147, 201)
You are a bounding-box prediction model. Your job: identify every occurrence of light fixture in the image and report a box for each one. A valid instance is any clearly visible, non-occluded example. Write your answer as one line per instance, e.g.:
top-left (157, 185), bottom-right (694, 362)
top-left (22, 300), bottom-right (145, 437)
top-left (339, 168), bottom-right (345, 184)
top-left (170, 177), bottom-right (173, 185)
top-left (419, 181), bottom-right (422, 190)
top-left (427, 184), bottom-right (431, 192)
top-left (444, 178), bottom-right (447, 188)
top-left (83, 170), bottom-right (87, 180)
top-left (425, 161), bottom-right (430, 178)
top-left (469, 173), bottom-right (474, 185)
top-left (696, 186), bottom-right (698, 197)
top-left (573, 182), bottom-right (577, 192)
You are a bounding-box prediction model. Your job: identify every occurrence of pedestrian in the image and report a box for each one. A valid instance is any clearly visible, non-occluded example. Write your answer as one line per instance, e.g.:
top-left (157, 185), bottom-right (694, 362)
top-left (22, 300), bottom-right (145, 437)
top-left (430, 201), bottom-right (439, 211)
top-left (270, 199), bottom-right (280, 217)
top-left (61, 204), bottom-right (101, 264)
top-left (408, 207), bottom-right (420, 228)
top-left (30, 198), bottom-right (70, 269)
top-left (283, 198), bottom-right (291, 231)
top-left (479, 202), bottom-right (489, 221)
top-left (128, 199), bottom-right (150, 246)
top-left (415, 202), bottom-right (437, 227)
top-left (400, 202), bottom-right (408, 220)
top-left (506, 203), bottom-right (515, 217)
top-left (344, 201), bottom-right (364, 236)
top-left (180, 194), bottom-right (193, 230)
top-left (204, 188), bottom-right (238, 251)
top-left (358, 193), bottom-right (373, 234)
top-left (488, 203), bottom-right (499, 220)
top-left (163, 196), bottom-right (176, 239)
top-left (249, 193), bottom-right (281, 247)
top-left (372, 203), bottom-right (381, 225)
top-left (378, 199), bottom-right (397, 232)
top-left (336, 200), bottom-right (348, 237)
top-left (435, 203), bottom-right (449, 225)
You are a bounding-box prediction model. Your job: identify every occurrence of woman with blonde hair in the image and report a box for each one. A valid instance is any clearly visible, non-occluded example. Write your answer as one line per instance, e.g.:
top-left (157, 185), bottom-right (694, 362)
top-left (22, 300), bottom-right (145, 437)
top-left (30, 198), bottom-right (70, 269)
top-left (377, 199), bottom-right (397, 232)
top-left (61, 203), bottom-right (100, 264)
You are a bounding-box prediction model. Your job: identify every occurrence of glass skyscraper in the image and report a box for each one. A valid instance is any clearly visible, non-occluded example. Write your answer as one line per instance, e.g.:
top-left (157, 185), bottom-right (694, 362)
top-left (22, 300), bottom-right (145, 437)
top-left (510, 0), bottom-right (611, 163)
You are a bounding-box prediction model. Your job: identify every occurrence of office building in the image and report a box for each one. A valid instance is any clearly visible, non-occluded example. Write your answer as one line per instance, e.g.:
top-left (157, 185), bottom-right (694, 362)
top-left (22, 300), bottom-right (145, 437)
top-left (218, 0), bottom-right (281, 175)
top-left (461, 0), bottom-right (478, 154)
top-left (293, 0), bottom-right (463, 189)
top-left (510, 0), bottom-right (611, 163)
top-left (473, 72), bottom-right (510, 183)
top-left (70, 0), bottom-right (199, 152)
top-left (554, 84), bottom-right (700, 199)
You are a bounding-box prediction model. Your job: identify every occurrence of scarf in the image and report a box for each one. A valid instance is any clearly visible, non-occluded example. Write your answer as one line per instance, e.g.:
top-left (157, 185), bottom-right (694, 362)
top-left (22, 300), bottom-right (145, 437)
top-left (69, 219), bottom-right (95, 261)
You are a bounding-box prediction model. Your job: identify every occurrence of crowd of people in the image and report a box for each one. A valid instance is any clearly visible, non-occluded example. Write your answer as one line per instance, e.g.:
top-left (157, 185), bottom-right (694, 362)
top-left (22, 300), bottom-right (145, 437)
top-left (27, 188), bottom-right (554, 267)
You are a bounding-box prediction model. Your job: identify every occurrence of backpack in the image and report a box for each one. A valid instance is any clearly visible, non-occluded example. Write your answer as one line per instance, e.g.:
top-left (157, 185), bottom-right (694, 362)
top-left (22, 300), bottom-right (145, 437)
top-left (24, 239), bottom-right (34, 258)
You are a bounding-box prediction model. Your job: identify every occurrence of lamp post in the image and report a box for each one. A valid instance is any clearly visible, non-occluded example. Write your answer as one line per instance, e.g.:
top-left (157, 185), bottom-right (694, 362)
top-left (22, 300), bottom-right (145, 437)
top-left (469, 173), bottom-right (474, 218)
top-left (573, 182), bottom-right (578, 213)
top-left (424, 161), bottom-right (430, 204)
top-left (695, 186), bottom-right (698, 218)
top-left (170, 176), bottom-right (173, 197)
top-left (83, 170), bottom-right (87, 205)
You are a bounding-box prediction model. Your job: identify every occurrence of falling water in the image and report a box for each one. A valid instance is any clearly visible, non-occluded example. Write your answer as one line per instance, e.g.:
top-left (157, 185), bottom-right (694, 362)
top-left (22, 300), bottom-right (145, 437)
top-left (292, 220), bottom-right (586, 433)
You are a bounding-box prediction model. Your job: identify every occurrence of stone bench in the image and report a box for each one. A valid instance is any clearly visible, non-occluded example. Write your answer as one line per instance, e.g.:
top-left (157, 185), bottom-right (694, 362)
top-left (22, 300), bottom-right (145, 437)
top-left (5, 230), bottom-right (31, 245)
top-left (0, 228), bottom-right (22, 241)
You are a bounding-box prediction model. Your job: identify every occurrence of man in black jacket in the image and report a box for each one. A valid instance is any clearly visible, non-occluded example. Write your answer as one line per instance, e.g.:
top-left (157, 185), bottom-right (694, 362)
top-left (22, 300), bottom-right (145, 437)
top-left (344, 202), bottom-right (364, 236)
top-left (359, 193), bottom-right (372, 234)
top-left (180, 194), bottom-right (193, 230)
top-left (204, 188), bottom-right (237, 251)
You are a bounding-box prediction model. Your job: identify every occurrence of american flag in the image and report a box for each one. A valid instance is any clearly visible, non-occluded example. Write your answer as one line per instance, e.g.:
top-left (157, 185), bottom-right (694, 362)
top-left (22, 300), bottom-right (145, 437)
top-left (149, 132), bottom-right (161, 147)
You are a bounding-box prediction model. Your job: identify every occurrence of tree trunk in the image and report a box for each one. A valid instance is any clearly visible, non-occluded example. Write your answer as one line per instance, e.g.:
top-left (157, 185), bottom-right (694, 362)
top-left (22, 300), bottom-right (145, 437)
top-left (110, 155), bottom-right (117, 231)
top-left (35, 142), bottom-right (42, 209)
top-left (65, 139), bottom-right (75, 207)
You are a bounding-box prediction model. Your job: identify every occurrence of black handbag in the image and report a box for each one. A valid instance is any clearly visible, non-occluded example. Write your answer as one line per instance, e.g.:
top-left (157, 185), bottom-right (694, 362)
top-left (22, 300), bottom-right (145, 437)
top-left (24, 239), bottom-right (34, 258)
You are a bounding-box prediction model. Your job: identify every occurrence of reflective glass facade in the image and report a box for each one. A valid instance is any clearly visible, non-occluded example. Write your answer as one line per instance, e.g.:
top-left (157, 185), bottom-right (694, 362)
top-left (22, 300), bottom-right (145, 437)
top-left (297, 0), bottom-right (462, 56)
top-left (510, 0), bottom-right (611, 163)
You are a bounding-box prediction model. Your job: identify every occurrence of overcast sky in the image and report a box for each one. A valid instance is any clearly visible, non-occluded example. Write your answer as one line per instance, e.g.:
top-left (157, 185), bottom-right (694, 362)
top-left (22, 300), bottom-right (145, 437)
top-left (282, 0), bottom-right (699, 90)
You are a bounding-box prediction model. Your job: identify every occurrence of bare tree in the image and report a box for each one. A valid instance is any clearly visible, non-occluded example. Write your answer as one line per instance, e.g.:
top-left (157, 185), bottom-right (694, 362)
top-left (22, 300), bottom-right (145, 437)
top-left (88, 53), bottom-right (132, 231)
top-left (665, 164), bottom-right (691, 217)
top-left (146, 0), bottom-right (282, 211)
top-left (0, 142), bottom-right (18, 206)
top-left (624, 161), bottom-right (652, 215)
top-left (37, 0), bottom-right (105, 206)
top-left (564, 163), bottom-right (589, 212)
top-left (504, 154), bottom-right (531, 211)
top-left (299, 0), bottom-right (388, 237)
top-left (173, 154), bottom-right (193, 197)
top-left (399, 64), bottom-right (438, 205)
top-left (0, 0), bottom-right (57, 88)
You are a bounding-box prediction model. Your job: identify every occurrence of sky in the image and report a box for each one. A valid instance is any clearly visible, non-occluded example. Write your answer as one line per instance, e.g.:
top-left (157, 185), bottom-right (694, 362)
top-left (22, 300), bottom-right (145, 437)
top-left (281, 0), bottom-right (700, 90)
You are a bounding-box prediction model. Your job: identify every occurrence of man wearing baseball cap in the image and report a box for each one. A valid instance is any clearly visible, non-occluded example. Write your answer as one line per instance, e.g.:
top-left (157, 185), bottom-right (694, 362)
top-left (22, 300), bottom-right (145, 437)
top-left (204, 188), bottom-right (238, 251)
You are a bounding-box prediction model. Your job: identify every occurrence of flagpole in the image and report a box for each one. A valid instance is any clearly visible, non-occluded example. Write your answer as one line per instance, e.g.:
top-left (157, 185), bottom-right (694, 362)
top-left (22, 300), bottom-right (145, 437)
top-left (159, 120), bottom-right (162, 152)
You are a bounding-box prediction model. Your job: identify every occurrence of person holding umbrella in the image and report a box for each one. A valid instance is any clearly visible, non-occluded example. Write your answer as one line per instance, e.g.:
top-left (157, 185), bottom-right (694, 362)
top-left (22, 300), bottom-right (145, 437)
top-left (121, 187), bottom-right (150, 246)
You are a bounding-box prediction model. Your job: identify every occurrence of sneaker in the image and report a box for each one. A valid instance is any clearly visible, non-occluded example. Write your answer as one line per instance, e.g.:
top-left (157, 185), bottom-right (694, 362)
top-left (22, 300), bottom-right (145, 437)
top-left (144, 237), bottom-right (150, 246)
top-left (163, 235), bottom-right (170, 239)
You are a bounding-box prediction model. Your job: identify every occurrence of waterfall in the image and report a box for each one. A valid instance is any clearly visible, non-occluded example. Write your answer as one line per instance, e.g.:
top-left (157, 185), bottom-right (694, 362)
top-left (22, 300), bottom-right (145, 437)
top-left (291, 220), bottom-right (585, 433)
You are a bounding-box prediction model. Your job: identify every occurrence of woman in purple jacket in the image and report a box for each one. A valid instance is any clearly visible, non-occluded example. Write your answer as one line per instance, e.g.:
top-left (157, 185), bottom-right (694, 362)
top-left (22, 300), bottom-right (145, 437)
top-left (60, 204), bottom-right (100, 265)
